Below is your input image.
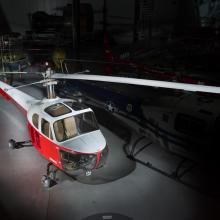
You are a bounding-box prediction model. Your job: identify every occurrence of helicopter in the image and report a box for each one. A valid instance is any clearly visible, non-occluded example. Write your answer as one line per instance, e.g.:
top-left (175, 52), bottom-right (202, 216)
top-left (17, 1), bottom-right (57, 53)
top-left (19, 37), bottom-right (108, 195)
top-left (1, 68), bottom-right (220, 188)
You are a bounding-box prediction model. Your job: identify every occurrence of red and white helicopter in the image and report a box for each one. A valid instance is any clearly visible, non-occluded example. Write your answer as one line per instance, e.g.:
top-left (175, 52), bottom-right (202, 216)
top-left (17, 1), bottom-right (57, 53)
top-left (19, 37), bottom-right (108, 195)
top-left (1, 68), bottom-right (220, 188)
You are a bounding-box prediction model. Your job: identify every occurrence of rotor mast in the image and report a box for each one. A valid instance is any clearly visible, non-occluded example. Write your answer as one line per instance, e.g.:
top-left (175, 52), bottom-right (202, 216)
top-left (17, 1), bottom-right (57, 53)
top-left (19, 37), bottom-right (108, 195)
top-left (43, 68), bottom-right (57, 99)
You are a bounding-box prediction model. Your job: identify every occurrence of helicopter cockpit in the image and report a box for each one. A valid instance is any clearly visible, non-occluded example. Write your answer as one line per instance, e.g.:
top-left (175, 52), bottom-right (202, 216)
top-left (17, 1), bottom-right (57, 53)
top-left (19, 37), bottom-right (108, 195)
top-left (27, 99), bottom-right (108, 174)
top-left (53, 111), bottom-right (99, 142)
top-left (44, 102), bottom-right (99, 142)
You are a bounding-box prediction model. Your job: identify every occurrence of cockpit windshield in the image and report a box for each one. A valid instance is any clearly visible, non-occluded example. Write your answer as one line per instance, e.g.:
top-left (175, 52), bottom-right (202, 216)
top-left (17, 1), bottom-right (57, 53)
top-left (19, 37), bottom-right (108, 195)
top-left (53, 111), bottom-right (99, 142)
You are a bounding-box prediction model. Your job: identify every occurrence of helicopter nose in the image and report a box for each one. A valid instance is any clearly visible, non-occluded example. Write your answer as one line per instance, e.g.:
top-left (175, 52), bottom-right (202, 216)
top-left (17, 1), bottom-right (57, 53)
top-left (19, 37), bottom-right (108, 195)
top-left (59, 145), bottom-right (109, 173)
top-left (96, 144), bottom-right (109, 169)
top-left (63, 130), bottom-right (106, 154)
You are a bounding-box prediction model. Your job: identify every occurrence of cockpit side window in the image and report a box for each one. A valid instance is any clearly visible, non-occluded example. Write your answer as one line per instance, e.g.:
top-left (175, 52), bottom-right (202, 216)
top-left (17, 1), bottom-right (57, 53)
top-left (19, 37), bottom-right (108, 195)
top-left (54, 120), bottom-right (65, 142)
top-left (41, 118), bottom-right (53, 140)
top-left (32, 114), bottom-right (39, 129)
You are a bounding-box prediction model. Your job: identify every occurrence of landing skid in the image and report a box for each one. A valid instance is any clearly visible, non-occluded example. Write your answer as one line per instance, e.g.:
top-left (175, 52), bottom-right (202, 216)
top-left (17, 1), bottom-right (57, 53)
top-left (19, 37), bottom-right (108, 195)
top-left (8, 139), bottom-right (32, 149)
top-left (8, 140), bottom-right (92, 188)
top-left (41, 162), bottom-right (58, 188)
top-left (7, 140), bottom-right (56, 188)
top-left (126, 136), bottom-right (209, 196)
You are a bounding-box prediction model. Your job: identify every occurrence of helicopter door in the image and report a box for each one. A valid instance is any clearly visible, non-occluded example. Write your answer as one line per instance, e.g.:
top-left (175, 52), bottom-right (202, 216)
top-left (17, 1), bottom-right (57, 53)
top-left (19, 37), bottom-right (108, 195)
top-left (31, 113), bottom-right (40, 148)
top-left (41, 118), bottom-right (59, 164)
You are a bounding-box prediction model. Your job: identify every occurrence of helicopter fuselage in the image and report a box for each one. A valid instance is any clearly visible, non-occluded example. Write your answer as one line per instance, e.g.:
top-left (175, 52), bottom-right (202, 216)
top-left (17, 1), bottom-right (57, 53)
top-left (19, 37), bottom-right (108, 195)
top-left (0, 80), bottom-right (108, 175)
top-left (26, 98), bottom-right (108, 174)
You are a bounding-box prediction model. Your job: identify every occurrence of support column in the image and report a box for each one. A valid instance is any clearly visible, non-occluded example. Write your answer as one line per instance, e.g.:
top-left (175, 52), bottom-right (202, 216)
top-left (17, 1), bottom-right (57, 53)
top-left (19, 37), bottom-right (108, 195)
top-left (103, 0), bottom-right (107, 35)
top-left (133, 0), bottom-right (140, 43)
top-left (72, 0), bottom-right (80, 59)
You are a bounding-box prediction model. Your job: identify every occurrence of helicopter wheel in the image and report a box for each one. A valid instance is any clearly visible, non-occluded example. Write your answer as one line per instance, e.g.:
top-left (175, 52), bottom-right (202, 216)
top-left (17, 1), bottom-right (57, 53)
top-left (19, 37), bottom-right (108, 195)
top-left (47, 163), bottom-right (58, 181)
top-left (49, 171), bottom-right (57, 182)
top-left (8, 139), bottom-right (17, 149)
top-left (41, 175), bottom-right (51, 188)
top-left (85, 170), bottom-right (92, 176)
top-left (41, 162), bottom-right (58, 188)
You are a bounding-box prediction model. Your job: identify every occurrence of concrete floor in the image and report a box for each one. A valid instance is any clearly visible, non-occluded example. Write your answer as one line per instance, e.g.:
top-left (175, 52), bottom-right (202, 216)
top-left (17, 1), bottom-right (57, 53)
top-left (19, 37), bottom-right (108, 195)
top-left (0, 84), bottom-right (220, 220)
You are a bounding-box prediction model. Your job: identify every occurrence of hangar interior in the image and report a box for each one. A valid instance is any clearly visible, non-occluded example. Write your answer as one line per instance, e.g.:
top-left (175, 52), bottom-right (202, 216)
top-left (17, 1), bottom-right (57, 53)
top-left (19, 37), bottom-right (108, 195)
top-left (0, 0), bottom-right (220, 220)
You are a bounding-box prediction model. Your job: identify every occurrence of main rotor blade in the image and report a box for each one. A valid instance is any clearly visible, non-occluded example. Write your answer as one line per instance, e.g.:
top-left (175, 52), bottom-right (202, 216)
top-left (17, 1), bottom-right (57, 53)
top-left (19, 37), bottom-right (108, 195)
top-left (52, 73), bottom-right (220, 94)
top-left (4, 79), bottom-right (53, 91)
top-left (0, 71), bottom-right (42, 75)
top-left (0, 71), bottom-right (28, 75)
